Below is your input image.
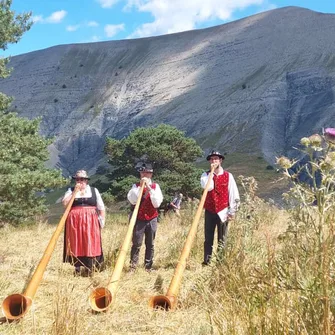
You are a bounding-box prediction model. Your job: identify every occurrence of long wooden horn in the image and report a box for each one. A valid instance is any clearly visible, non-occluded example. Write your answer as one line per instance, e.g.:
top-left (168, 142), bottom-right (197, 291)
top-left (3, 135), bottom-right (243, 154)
top-left (1, 185), bottom-right (79, 321)
top-left (149, 165), bottom-right (215, 310)
top-left (89, 182), bottom-right (146, 312)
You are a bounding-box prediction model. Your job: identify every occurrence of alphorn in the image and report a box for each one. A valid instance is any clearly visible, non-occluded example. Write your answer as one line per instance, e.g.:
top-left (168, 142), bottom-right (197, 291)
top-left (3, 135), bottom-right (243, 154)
top-left (149, 165), bottom-right (215, 310)
top-left (1, 185), bottom-right (79, 321)
top-left (89, 182), bottom-right (146, 312)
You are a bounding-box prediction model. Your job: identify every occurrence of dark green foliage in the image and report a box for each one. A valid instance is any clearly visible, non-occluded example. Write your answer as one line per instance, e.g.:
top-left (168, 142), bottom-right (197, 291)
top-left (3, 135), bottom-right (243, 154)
top-left (0, 114), bottom-right (67, 223)
top-left (104, 124), bottom-right (203, 201)
top-left (0, 2), bottom-right (66, 223)
top-left (0, 0), bottom-right (32, 110)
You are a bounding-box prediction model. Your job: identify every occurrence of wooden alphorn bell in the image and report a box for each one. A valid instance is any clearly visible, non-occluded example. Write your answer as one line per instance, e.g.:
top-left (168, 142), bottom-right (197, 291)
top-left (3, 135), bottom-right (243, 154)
top-left (149, 165), bottom-right (215, 310)
top-left (2, 185), bottom-right (79, 320)
top-left (89, 182), bottom-right (146, 312)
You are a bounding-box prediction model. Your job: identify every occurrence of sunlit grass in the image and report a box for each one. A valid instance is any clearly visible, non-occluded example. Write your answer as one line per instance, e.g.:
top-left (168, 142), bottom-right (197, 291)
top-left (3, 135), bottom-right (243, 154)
top-left (2, 132), bottom-right (335, 334)
top-left (0, 206), bottom-right (217, 334)
top-left (0, 186), bottom-right (290, 334)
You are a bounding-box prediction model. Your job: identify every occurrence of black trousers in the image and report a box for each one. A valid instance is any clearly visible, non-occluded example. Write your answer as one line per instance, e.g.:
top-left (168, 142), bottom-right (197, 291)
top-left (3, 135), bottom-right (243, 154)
top-left (204, 210), bottom-right (228, 264)
top-left (130, 217), bottom-right (157, 269)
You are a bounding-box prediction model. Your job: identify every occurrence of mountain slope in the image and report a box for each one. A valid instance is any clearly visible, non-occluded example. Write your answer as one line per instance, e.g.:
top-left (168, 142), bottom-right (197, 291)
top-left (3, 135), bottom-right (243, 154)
top-left (1, 6), bottom-right (335, 174)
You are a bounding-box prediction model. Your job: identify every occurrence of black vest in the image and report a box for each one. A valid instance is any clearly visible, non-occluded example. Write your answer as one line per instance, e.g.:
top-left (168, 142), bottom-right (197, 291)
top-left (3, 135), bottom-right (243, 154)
top-left (71, 186), bottom-right (97, 207)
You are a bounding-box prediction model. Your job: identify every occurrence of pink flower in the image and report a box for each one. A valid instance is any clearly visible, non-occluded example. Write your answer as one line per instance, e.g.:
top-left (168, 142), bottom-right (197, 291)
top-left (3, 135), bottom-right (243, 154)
top-left (324, 128), bottom-right (335, 144)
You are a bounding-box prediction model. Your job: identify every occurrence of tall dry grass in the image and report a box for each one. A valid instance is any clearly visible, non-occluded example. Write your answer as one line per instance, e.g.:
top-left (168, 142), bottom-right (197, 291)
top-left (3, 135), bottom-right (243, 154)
top-left (0, 207), bottom-right (215, 334)
top-left (193, 133), bottom-right (335, 335)
top-left (2, 138), bottom-right (335, 334)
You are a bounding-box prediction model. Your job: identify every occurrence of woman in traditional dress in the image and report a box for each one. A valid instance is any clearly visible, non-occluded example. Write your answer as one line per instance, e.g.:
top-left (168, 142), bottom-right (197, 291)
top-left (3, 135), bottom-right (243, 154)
top-left (62, 170), bottom-right (105, 275)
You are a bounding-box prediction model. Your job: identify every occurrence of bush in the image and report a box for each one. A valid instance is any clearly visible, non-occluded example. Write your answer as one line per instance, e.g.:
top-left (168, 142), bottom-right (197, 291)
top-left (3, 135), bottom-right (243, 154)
top-left (101, 192), bottom-right (115, 207)
top-left (0, 113), bottom-right (67, 223)
top-left (105, 124), bottom-right (203, 200)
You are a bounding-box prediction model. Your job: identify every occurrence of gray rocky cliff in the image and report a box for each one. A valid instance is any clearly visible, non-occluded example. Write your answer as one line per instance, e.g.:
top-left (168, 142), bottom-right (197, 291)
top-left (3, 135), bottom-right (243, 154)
top-left (1, 6), bottom-right (335, 175)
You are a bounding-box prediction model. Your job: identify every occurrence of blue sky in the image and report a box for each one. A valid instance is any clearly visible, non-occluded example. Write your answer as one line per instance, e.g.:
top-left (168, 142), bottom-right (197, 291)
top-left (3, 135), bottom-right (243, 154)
top-left (2, 0), bottom-right (335, 56)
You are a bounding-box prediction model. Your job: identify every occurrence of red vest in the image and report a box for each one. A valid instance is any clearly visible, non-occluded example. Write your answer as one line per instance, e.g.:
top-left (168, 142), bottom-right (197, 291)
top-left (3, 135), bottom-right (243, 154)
top-left (204, 171), bottom-right (229, 213)
top-left (136, 183), bottom-right (159, 221)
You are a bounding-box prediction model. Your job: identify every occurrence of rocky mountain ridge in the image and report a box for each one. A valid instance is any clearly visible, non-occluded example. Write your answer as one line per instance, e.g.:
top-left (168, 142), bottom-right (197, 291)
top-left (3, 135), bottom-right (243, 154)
top-left (1, 6), bottom-right (335, 175)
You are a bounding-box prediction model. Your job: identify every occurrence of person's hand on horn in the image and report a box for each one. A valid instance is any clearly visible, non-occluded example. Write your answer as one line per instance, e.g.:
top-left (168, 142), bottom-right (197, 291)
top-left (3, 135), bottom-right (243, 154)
top-left (211, 162), bottom-right (219, 170)
top-left (227, 213), bottom-right (235, 221)
top-left (141, 177), bottom-right (152, 190)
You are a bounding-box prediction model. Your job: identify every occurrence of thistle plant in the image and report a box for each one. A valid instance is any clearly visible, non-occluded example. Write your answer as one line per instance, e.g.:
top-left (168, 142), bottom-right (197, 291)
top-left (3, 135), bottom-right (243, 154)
top-left (195, 131), bottom-right (335, 335)
top-left (277, 129), bottom-right (335, 334)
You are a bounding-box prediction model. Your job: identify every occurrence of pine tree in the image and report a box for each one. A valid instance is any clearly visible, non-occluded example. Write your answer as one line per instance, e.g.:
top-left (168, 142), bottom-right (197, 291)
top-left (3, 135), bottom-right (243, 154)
top-left (104, 124), bottom-right (203, 201)
top-left (0, 1), bottom-right (66, 224)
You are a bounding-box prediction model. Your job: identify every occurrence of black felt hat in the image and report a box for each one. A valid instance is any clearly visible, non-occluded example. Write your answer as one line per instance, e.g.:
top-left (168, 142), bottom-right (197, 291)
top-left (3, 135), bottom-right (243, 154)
top-left (206, 150), bottom-right (225, 161)
top-left (71, 170), bottom-right (90, 180)
top-left (135, 162), bottom-right (153, 172)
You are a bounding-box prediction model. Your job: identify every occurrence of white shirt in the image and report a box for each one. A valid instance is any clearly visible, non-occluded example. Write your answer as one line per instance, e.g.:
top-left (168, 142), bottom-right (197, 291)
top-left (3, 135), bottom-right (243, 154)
top-left (63, 185), bottom-right (105, 211)
top-left (200, 168), bottom-right (240, 221)
top-left (127, 179), bottom-right (163, 208)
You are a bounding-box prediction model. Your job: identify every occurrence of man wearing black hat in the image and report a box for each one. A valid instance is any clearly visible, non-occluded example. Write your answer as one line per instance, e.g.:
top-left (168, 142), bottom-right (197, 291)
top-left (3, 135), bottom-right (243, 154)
top-left (200, 150), bottom-right (240, 265)
top-left (127, 163), bottom-right (163, 272)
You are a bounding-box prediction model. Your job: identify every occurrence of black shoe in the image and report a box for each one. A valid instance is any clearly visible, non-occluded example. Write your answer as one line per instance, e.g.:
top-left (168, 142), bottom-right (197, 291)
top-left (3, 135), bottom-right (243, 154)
top-left (202, 262), bottom-right (209, 266)
top-left (81, 268), bottom-right (93, 277)
top-left (74, 266), bottom-right (81, 276)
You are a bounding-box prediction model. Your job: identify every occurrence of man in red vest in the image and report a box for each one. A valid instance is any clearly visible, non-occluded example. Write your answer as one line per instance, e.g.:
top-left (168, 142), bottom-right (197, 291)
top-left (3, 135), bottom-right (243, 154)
top-left (127, 162), bottom-right (163, 272)
top-left (200, 150), bottom-right (240, 265)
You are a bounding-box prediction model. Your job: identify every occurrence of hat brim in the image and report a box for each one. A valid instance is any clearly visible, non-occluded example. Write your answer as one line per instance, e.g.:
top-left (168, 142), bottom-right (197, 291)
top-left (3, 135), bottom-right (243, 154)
top-left (206, 154), bottom-right (224, 161)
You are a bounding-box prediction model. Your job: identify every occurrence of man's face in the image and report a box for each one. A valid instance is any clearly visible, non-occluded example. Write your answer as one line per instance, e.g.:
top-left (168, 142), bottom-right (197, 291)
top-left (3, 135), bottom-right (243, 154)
top-left (140, 171), bottom-right (153, 178)
top-left (209, 156), bottom-right (222, 165)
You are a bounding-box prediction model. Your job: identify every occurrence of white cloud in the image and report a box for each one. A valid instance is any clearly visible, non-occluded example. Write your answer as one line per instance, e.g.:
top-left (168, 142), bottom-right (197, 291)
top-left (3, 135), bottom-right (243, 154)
top-left (90, 35), bottom-right (102, 42)
top-left (87, 21), bottom-right (99, 27)
top-left (66, 21), bottom-right (100, 32)
top-left (32, 10), bottom-right (67, 24)
top-left (32, 15), bottom-right (43, 23)
top-left (126, 0), bottom-right (274, 38)
top-left (44, 10), bottom-right (67, 23)
top-left (104, 23), bottom-right (125, 37)
top-left (66, 25), bottom-right (80, 32)
top-left (66, 20), bottom-right (100, 33)
top-left (81, 35), bottom-right (103, 43)
top-left (97, 0), bottom-right (120, 8)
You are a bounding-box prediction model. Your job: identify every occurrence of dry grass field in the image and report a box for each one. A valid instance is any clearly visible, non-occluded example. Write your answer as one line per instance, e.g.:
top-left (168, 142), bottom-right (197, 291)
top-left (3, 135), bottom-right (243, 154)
top-left (2, 163), bottom-right (335, 334)
top-left (0, 188), bottom-right (290, 335)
